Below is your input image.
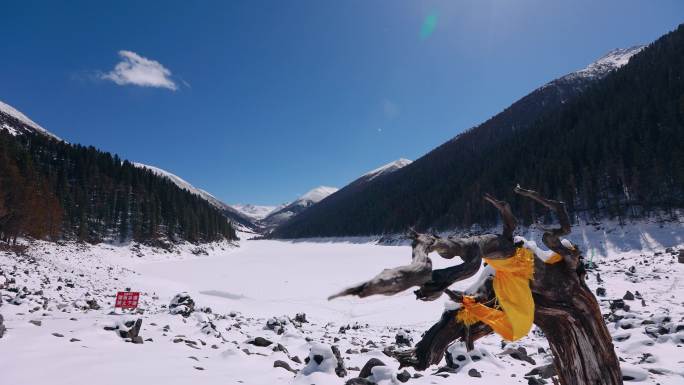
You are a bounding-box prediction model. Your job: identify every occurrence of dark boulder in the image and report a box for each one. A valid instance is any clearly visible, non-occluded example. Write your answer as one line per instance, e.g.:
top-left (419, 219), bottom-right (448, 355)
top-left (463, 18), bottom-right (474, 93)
top-left (359, 358), bottom-right (385, 378)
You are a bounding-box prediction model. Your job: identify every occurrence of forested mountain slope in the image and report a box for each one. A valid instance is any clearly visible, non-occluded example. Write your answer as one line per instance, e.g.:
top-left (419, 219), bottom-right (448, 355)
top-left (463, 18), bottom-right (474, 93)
top-left (0, 114), bottom-right (237, 244)
top-left (272, 26), bottom-right (684, 238)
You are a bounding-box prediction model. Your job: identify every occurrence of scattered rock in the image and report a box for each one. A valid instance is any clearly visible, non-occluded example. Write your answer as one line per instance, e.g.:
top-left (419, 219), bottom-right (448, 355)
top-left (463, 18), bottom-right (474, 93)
top-left (69, 338), bottom-right (80, 342)
top-left (359, 358), bottom-right (386, 378)
top-left (526, 364), bottom-right (555, 379)
top-left (623, 291), bottom-right (635, 301)
top-left (502, 346), bottom-right (536, 365)
top-left (331, 345), bottom-right (347, 377)
top-left (596, 287), bottom-right (606, 297)
top-left (294, 313), bottom-right (308, 323)
top-left (397, 370), bottom-right (411, 383)
top-left (266, 317), bottom-right (287, 334)
top-left (273, 360), bottom-right (297, 374)
top-left (169, 293), bottom-right (195, 317)
top-left (52, 333), bottom-right (64, 337)
top-left (247, 336), bottom-right (273, 347)
top-left (29, 320), bottom-right (42, 326)
top-left (345, 378), bottom-right (375, 385)
top-left (301, 343), bottom-right (346, 377)
top-left (118, 318), bottom-right (143, 340)
top-left (678, 250), bottom-right (684, 264)
top-left (86, 299), bottom-right (100, 310)
top-left (610, 299), bottom-right (625, 311)
top-left (468, 368), bottom-right (482, 377)
top-left (395, 330), bottom-right (412, 346)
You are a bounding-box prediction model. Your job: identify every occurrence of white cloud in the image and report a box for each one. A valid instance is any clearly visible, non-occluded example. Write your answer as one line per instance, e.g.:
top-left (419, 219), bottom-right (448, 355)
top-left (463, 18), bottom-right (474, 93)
top-left (101, 50), bottom-right (178, 90)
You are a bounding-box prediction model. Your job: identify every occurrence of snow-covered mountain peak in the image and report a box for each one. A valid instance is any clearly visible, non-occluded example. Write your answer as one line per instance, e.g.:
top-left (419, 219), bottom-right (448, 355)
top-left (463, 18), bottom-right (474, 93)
top-left (298, 186), bottom-right (338, 203)
top-left (231, 204), bottom-right (279, 221)
top-left (564, 45), bottom-right (645, 81)
top-left (0, 100), bottom-right (61, 140)
top-left (362, 158), bottom-right (412, 181)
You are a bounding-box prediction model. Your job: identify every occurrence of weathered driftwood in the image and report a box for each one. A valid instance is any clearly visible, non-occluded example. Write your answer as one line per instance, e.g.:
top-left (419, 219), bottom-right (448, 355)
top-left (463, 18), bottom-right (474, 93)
top-left (328, 231), bottom-right (434, 300)
top-left (329, 187), bottom-right (622, 385)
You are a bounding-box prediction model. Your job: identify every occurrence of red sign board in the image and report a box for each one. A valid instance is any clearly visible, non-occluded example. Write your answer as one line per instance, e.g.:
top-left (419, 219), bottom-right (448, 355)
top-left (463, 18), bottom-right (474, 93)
top-left (115, 291), bottom-right (140, 309)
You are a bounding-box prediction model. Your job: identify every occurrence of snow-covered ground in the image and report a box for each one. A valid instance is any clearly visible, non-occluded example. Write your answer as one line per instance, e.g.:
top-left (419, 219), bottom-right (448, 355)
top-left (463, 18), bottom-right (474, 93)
top-left (1, 221), bottom-right (683, 385)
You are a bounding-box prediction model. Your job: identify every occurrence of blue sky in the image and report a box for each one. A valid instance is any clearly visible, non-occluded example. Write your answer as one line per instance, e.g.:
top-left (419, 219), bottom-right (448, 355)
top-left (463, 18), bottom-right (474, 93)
top-left (1, 1), bottom-right (682, 205)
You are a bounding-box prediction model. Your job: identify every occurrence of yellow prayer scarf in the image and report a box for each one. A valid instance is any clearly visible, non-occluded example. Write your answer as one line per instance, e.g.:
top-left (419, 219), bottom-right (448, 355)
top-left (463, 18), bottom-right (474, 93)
top-left (456, 247), bottom-right (562, 341)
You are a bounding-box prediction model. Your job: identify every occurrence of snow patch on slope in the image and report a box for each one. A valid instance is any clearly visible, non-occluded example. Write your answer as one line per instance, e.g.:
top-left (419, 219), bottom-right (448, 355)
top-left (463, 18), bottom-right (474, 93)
top-left (361, 158), bottom-right (412, 182)
top-left (0, 100), bottom-right (61, 140)
top-left (297, 186), bottom-right (338, 204)
top-left (562, 45), bottom-right (645, 81)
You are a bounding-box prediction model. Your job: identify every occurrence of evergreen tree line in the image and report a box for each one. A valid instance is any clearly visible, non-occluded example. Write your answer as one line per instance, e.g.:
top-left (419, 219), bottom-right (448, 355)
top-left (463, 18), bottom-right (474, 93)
top-left (273, 24), bottom-right (684, 238)
top-left (0, 131), bottom-right (237, 244)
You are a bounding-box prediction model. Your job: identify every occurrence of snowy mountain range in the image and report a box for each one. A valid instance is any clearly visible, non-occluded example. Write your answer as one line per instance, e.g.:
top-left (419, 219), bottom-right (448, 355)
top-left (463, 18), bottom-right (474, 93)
top-left (0, 98), bottom-right (415, 235)
top-left (260, 186), bottom-right (339, 227)
top-left (271, 44), bottom-right (652, 238)
top-left (132, 163), bottom-right (255, 229)
top-left (231, 204), bottom-right (280, 221)
top-left (0, 99), bottom-right (256, 230)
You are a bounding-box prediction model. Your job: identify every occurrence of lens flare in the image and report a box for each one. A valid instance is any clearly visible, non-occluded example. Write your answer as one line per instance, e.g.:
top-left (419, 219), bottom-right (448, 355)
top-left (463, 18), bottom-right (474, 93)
top-left (420, 12), bottom-right (438, 40)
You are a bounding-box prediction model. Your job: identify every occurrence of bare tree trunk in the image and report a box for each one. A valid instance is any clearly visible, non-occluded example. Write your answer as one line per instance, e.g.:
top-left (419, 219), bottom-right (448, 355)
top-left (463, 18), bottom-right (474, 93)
top-left (532, 260), bottom-right (622, 385)
top-left (330, 187), bottom-right (623, 385)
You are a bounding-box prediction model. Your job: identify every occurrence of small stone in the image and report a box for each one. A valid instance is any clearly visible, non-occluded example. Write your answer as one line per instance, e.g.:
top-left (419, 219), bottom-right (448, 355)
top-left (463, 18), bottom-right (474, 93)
top-left (359, 358), bottom-right (385, 378)
top-left (395, 330), bottom-right (412, 346)
top-left (623, 291), bottom-right (635, 301)
top-left (596, 287), bottom-right (606, 297)
top-left (345, 378), bottom-right (374, 385)
top-left (397, 370), bottom-right (411, 383)
top-left (526, 364), bottom-right (555, 379)
top-left (331, 345), bottom-right (347, 378)
top-left (193, 366), bottom-right (204, 371)
top-left (528, 377), bottom-right (547, 385)
top-left (69, 338), bottom-right (81, 342)
top-left (468, 368), bottom-right (482, 377)
top-left (248, 337), bottom-right (273, 347)
top-left (273, 360), bottom-right (297, 374)
top-left (52, 333), bottom-right (64, 337)
top-left (29, 320), bottom-right (42, 326)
